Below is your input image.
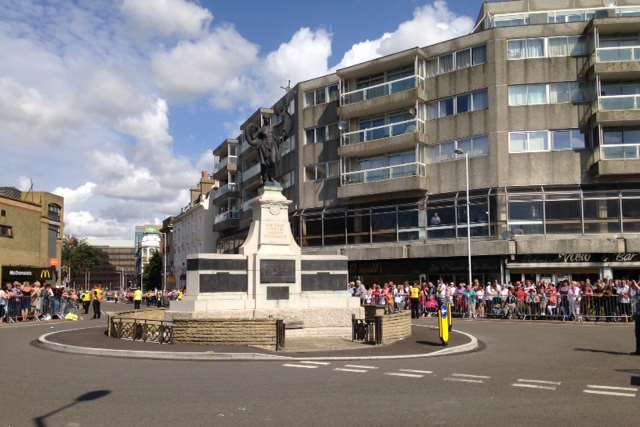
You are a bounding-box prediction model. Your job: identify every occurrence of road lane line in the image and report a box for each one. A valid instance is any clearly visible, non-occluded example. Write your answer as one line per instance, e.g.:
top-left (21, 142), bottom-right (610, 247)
top-left (444, 377), bottom-right (484, 384)
top-left (517, 379), bottom-right (562, 386)
top-left (334, 368), bottom-right (368, 373)
top-left (583, 390), bottom-right (636, 398)
top-left (344, 364), bottom-right (378, 369)
top-left (299, 361), bottom-right (330, 365)
top-left (399, 369), bottom-right (433, 374)
top-left (385, 372), bottom-right (423, 378)
top-left (512, 383), bottom-right (557, 391)
top-left (586, 385), bottom-right (638, 392)
top-left (451, 373), bottom-right (491, 379)
top-left (282, 364), bottom-right (318, 369)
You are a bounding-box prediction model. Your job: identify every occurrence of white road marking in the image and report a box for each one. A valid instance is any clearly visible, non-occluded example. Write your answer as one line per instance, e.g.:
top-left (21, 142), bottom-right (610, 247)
top-left (583, 390), bottom-right (637, 398)
top-left (444, 377), bottom-right (484, 384)
top-left (586, 385), bottom-right (638, 392)
top-left (399, 369), bottom-right (433, 374)
top-left (334, 368), bottom-right (368, 373)
top-left (282, 364), bottom-right (318, 369)
top-left (299, 361), bottom-right (330, 366)
top-left (451, 373), bottom-right (491, 379)
top-left (344, 364), bottom-right (378, 369)
top-left (512, 383), bottom-right (557, 391)
top-left (385, 372), bottom-right (424, 378)
top-left (517, 379), bottom-right (562, 386)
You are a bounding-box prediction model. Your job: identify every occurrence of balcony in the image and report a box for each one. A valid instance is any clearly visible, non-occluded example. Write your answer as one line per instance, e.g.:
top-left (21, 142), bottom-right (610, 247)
top-left (213, 210), bottom-right (240, 231)
top-left (592, 46), bottom-right (640, 78)
top-left (212, 155), bottom-right (238, 180)
top-left (339, 75), bottom-right (425, 120)
top-left (339, 119), bottom-right (426, 158)
top-left (338, 162), bottom-right (428, 199)
top-left (592, 143), bottom-right (640, 176)
top-left (212, 182), bottom-right (239, 204)
top-left (592, 95), bottom-right (640, 125)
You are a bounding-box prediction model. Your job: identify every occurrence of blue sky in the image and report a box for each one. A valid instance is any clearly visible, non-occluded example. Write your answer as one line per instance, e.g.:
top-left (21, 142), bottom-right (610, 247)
top-left (1, 0), bottom-right (482, 239)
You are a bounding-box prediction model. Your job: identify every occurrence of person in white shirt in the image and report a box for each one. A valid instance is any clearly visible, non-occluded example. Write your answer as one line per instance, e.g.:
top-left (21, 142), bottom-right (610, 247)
top-left (568, 281), bottom-right (581, 320)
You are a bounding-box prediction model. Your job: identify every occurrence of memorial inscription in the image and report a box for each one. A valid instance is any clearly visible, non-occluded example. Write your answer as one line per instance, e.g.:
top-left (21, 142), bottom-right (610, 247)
top-left (260, 259), bottom-right (295, 283)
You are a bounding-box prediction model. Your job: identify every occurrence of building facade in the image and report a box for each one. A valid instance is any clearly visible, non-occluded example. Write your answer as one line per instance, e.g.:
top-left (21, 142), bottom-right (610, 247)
top-left (85, 240), bottom-right (136, 290)
top-left (0, 187), bottom-right (64, 284)
top-left (213, 0), bottom-right (640, 285)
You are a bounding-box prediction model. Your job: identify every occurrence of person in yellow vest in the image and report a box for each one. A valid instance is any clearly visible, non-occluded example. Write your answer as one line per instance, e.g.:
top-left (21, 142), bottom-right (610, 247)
top-left (133, 288), bottom-right (143, 310)
top-left (81, 290), bottom-right (92, 314)
top-left (177, 288), bottom-right (184, 301)
top-left (410, 284), bottom-right (421, 319)
top-left (92, 285), bottom-right (103, 319)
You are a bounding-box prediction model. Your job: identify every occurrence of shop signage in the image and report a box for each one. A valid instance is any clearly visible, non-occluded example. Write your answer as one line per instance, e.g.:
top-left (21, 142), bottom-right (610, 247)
top-left (1, 266), bottom-right (55, 283)
top-left (512, 253), bottom-right (640, 264)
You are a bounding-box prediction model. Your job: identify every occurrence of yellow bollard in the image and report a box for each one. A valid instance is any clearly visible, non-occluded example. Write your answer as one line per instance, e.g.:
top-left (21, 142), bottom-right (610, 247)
top-left (438, 303), bottom-right (449, 346)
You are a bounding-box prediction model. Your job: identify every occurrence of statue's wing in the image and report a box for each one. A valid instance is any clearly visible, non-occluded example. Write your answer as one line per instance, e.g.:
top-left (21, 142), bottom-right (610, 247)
top-left (244, 122), bottom-right (260, 146)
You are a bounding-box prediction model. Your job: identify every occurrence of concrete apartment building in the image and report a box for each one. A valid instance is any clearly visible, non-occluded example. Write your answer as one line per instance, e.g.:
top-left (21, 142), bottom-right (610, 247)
top-left (212, 0), bottom-right (640, 285)
top-left (85, 239), bottom-right (136, 290)
top-left (0, 187), bottom-right (64, 284)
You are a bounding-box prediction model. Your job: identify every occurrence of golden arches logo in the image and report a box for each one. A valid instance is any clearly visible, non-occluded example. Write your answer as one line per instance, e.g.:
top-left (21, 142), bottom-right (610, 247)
top-left (40, 269), bottom-right (51, 280)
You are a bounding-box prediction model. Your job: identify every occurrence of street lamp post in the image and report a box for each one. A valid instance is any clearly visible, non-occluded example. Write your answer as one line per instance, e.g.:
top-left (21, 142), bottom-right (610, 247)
top-left (160, 232), bottom-right (168, 294)
top-left (455, 148), bottom-right (472, 287)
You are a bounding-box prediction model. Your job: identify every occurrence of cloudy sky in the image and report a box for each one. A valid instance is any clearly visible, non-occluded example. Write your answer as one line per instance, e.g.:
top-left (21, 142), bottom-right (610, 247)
top-left (1, 0), bottom-right (479, 240)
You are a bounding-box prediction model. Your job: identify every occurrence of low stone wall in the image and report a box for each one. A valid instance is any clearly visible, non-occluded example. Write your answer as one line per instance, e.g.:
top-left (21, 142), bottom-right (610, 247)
top-left (380, 311), bottom-right (411, 344)
top-left (172, 315), bottom-right (279, 350)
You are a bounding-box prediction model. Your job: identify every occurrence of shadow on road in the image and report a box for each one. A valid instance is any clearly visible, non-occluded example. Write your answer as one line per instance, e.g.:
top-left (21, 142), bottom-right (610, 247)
top-left (574, 347), bottom-right (631, 356)
top-left (33, 390), bottom-right (111, 427)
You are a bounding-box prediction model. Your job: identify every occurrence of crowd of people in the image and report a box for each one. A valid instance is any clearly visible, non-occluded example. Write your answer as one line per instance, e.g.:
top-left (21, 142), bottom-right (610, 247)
top-left (0, 282), bottom-right (186, 324)
top-left (347, 278), bottom-right (640, 322)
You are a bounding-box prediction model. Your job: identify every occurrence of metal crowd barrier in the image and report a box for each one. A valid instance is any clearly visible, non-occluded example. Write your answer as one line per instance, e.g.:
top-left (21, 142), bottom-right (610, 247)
top-left (449, 294), bottom-right (637, 321)
top-left (110, 317), bottom-right (174, 344)
top-left (1, 295), bottom-right (79, 322)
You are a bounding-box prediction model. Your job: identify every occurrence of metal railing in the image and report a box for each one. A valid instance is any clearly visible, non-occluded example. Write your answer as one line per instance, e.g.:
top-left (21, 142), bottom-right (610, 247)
top-left (214, 210), bottom-right (240, 224)
top-left (351, 315), bottom-right (383, 345)
top-left (599, 94), bottom-right (640, 111)
top-left (596, 46), bottom-right (640, 62)
top-left (342, 162), bottom-right (426, 185)
top-left (214, 156), bottom-right (237, 173)
top-left (2, 295), bottom-right (78, 322)
top-left (341, 119), bottom-right (424, 146)
top-left (448, 294), bottom-right (637, 321)
top-left (109, 317), bottom-right (174, 344)
top-left (341, 75), bottom-right (423, 105)
top-left (600, 144), bottom-right (640, 160)
top-left (214, 182), bottom-right (238, 199)
top-left (276, 319), bottom-right (285, 351)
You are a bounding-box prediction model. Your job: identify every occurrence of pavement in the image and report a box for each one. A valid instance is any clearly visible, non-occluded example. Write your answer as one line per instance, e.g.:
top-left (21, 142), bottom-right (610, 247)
top-left (1, 304), bottom-right (639, 427)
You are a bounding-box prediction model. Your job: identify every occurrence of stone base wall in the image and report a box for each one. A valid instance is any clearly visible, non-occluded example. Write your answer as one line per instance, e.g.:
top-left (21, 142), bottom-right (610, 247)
top-left (172, 317), bottom-right (278, 350)
top-left (381, 311), bottom-right (411, 344)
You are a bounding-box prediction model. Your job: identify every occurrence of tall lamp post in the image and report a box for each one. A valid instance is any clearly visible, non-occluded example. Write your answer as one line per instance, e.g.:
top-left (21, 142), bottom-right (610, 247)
top-left (159, 232), bottom-right (168, 294)
top-left (454, 148), bottom-right (472, 287)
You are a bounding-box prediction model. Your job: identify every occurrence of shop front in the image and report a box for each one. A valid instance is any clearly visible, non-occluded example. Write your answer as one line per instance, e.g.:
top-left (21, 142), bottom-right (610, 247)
top-left (505, 253), bottom-right (640, 283)
top-left (1, 265), bottom-right (57, 284)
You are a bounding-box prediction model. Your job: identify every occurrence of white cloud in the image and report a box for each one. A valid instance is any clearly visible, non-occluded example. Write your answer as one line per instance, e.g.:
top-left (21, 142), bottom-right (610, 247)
top-left (152, 26), bottom-right (259, 100)
top-left (52, 182), bottom-right (97, 209)
top-left (17, 176), bottom-right (32, 192)
top-left (120, 0), bottom-right (213, 39)
top-left (64, 211), bottom-right (129, 239)
top-left (335, 1), bottom-right (474, 69)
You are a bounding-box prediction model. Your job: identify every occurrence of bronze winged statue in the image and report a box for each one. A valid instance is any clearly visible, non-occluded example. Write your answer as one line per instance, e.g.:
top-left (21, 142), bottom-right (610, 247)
top-left (243, 99), bottom-right (294, 186)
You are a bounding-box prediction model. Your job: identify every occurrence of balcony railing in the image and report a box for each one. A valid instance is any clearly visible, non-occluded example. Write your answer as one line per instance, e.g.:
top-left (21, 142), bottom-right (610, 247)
top-left (341, 75), bottom-right (423, 105)
top-left (341, 119), bottom-right (424, 146)
top-left (242, 163), bottom-right (261, 182)
top-left (214, 182), bottom-right (238, 199)
top-left (342, 162), bottom-right (426, 185)
top-left (596, 46), bottom-right (640, 63)
top-left (600, 144), bottom-right (640, 160)
top-left (214, 210), bottom-right (240, 224)
top-left (214, 156), bottom-right (237, 173)
top-left (599, 94), bottom-right (640, 111)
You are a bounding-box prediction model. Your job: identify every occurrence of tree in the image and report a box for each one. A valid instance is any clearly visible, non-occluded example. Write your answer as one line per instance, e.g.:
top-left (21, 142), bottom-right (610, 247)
top-left (143, 251), bottom-right (162, 290)
top-left (62, 236), bottom-right (108, 285)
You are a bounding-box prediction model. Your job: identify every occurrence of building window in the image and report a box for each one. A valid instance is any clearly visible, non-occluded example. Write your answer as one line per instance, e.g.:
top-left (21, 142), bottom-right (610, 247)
top-left (426, 88), bottom-right (488, 120)
top-left (601, 127), bottom-right (640, 159)
top-left (507, 36), bottom-right (587, 60)
top-left (304, 84), bottom-right (339, 107)
top-left (48, 203), bottom-right (61, 221)
top-left (509, 129), bottom-right (584, 153)
top-left (431, 135), bottom-right (489, 163)
top-left (508, 82), bottom-right (585, 106)
top-left (304, 161), bottom-right (339, 182)
top-left (305, 123), bottom-right (339, 144)
top-left (0, 209), bottom-right (5, 217)
top-left (280, 134), bottom-right (296, 156)
top-left (0, 225), bottom-right (12, 238)
top-left (425, 45), bottom-right (486, 78)
top-left (280, 171), bottom-right (295, 189)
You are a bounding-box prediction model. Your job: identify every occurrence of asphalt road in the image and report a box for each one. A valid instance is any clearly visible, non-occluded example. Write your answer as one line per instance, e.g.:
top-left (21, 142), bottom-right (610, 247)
top-left (1, 305), bottom-right (638, 427)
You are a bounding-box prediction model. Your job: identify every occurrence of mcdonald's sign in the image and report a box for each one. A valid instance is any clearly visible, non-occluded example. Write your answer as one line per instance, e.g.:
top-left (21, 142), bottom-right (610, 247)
top-left (1, 266), bottom-right (55, 283)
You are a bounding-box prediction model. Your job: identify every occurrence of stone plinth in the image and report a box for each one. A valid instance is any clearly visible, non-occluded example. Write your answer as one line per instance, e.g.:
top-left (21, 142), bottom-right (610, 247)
top-left (170, 184), bottom-right (362, 337)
